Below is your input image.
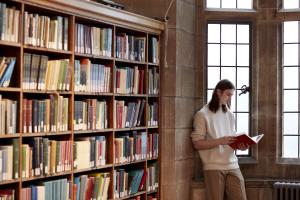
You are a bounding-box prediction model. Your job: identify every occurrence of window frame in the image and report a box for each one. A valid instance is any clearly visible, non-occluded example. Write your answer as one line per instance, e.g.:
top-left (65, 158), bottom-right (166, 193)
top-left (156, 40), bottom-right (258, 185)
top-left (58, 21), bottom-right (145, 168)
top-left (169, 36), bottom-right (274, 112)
top-left (205, 20), bottom-right (258, 160)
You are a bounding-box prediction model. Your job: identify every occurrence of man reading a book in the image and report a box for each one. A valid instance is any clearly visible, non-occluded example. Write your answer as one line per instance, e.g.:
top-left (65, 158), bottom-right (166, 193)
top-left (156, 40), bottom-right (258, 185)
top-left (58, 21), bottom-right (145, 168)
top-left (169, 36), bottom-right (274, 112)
top-left (191, 79), bottom-right (249, 200)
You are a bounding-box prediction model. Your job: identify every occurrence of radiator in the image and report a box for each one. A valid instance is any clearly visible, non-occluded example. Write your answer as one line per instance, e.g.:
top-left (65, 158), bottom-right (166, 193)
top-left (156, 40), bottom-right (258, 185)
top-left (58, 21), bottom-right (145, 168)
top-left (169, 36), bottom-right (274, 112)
top-left (274, 182), bottom-right (300, 200)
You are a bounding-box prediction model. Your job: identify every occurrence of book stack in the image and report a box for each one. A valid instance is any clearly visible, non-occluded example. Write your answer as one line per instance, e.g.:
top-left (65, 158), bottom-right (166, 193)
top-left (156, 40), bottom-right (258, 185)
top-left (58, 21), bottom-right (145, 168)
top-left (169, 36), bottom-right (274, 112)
top-left (0, 139), bottom-right (19, 181)
top-left (115, 66), bottom-right (144, 94)
top-left (74, 99), bottom-right (108, 131)
top-left (116, 34), bottom-right (146, 62)
top-left (114, 131), bottom-right (147, 164)
top-left (148, 102), bottom-right (158, 126)
top-left (23, 54), bottom-right (71, 91)
top-left (22, 95), bottom-right (69, 134)
top-left (0, 3), bottom-right (20, 43)
top-left (0, 96), bottom-right (17, 134)
top-left (75, 24), bottom-right (112, 57)
top-left (21, 139), bottom-right (72, 178)
top-left (24, 13), bottom-right (68, 50)
top-left (74, 173), bottom-right (110, 200)
top-left (147, 132), bottom-right (159, 159)
top-left (114, 99), bottom-right (146, 128)
top-left (74, 59), bottom-right (111, 93)
top-left (113, 169), bottom-right (146, 198)
top-left (21, 178), bottom-right (71, 200)
top-left (148, 67), bottom-right (159, 95)
top-left (73, 136), bottom-right (107, 170)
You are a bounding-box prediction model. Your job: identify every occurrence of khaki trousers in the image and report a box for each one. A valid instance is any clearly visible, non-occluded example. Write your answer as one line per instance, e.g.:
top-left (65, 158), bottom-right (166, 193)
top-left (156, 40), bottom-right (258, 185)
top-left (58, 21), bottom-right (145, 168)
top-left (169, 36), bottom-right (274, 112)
top-left (203, 169), bottom-right (247, 200)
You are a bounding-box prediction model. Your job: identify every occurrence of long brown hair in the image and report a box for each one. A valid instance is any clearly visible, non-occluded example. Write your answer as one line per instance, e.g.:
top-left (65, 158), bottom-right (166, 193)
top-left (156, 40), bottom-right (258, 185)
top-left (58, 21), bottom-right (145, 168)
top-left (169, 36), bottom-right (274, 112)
top-left (208, 79), bottom-right (235, 113)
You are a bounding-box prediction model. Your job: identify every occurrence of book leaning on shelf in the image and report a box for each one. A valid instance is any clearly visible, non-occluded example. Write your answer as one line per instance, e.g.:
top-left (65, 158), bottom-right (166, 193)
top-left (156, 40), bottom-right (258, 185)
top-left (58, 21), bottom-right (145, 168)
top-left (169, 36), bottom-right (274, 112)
top-left (229, 132), bottom-right (264, 150)
top-left (0, 57), bottom-right (16, 87)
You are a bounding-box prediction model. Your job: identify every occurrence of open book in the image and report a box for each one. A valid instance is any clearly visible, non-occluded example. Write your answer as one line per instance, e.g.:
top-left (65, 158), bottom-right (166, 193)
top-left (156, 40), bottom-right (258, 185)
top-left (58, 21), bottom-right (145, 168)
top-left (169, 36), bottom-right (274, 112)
top-left (229, 133), bottom-right (264, 150)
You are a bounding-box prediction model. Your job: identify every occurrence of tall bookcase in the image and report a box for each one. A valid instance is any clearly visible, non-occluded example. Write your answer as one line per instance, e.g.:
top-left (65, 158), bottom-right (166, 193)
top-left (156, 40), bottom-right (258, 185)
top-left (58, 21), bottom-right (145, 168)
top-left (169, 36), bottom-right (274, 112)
top-left (0, 0), bottom-right (163, 199)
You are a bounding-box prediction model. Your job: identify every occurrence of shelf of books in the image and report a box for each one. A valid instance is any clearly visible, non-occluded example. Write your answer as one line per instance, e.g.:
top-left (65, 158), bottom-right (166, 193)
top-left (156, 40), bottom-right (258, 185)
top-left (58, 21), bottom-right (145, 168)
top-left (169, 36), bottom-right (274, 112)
top-left (0, 0), bottom-right (163, 199)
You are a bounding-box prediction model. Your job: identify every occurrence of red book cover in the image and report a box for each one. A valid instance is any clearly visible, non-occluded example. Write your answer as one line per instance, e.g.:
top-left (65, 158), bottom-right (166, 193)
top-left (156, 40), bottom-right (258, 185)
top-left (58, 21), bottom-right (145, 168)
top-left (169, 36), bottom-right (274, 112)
top-left (229, 133), bottom-right (264, 150)
top-left (138, 170), bottom-right (147, 191)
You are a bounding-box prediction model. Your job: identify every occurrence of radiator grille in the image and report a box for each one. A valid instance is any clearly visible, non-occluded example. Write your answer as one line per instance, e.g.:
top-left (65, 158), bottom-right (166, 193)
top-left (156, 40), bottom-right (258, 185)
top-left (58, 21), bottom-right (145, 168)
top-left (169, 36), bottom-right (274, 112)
top-left (274, 182), bottom-right (300, 200)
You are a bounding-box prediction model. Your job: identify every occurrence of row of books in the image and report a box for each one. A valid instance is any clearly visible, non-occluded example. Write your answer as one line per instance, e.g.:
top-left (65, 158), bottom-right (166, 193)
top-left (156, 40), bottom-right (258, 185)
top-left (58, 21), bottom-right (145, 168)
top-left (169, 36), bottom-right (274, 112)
top-left (0, 139), bottom-right (19, 181)
top-left (115, 66), bottom-right (144, 94)
top-left (0, 189), bottom-right (15, 200)
top-left (148, 37), bottom-right (159, 64)
top-left (114, 169), bottom-right (145, 198)
top-left (147, 102), bottom-right (158, 126)
top-left (148, 67), bottom-right (159, 95)
top-left (0, 57), bottom-right (16, 88)
top-left (23, 54), bottom-right (71, 91)
top-left (0, 3), bottom-right (20, 43)
top-left (114, 132), bottom-right (147, 164)
top-left (73, 136), bottom-right (106, 170)
top-left (147, 163), bottom-right (159, 192)
top-left (74, 99), bottom-right (108, 131)
top-left (22, 139), bottom-right (72, 178)
top-left (114, 99), bottom-right (145, 129)
top-left (22, 96), bottom-right (69, 134)
top-left (147, 133), bottom-right (159, 159)
top-left (24, 12), bottom-right (68, 50)
top-left (75, 24), bottom-right (112, 57)
top-left (74, 59), bottom-right (111, 93)
top-left (21, 178), bottom-right (71, 200)
top-left (73, 173), bottom-right (110, 200)
top-left (0, 97), bottom-right (17, 135)
top-left (116, 34), bottom-right (145, 62)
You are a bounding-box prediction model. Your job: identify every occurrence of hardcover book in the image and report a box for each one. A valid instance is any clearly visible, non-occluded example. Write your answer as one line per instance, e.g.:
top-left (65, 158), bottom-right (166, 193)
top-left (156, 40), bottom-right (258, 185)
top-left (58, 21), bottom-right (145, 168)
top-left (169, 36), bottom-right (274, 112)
top-left (229, 133), bottom-right (264, 150)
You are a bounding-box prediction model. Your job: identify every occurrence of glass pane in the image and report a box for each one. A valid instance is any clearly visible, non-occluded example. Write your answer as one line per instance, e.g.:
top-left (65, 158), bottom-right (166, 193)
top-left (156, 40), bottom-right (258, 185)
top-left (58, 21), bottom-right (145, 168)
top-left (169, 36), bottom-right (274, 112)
top-left (284, 90), bottom-right (299, 112)
top-left (206, 0), bottom-right (220, 8)
top-left (284, 21), bottom-right (298, 43)
top-left (284, 0), bottom-right (299, 9)
top-left (208, 44), bottom-right (220, 66)
top-left (284, 44), bottom-right (298, 66)
top-left (221, 24), bottom-right (236, 43)
top-left (237, 92), bottom-right (249, 112)
top-left (208, 24), bottom-right (220, 43)
top-left (237, 45), bottom-right (249, 66)
top-left (222, 0), bottom-right (236, 8)
top-left (207, 89), bottom-right (214, 103)
top-left (237, 0), bottom-right (252, 9)
top-left (284, 67), bottom-right (299, 89)
top-left (284, 113), bottom-right (298, 135)
top-left (283, 136), bottom-right (298, 158)
top-left (237, 68), bottom-right (249, 89)
top-left (221, 67), bottom-right (236, 84)
top-left (237, 25), bottom-right (249, 43)
top-left (208, 67), bottom-right (220, 88)
top-left (221, 44), bottom-right (236, 66)
top-left (236, 113), bottom-right (249, 133)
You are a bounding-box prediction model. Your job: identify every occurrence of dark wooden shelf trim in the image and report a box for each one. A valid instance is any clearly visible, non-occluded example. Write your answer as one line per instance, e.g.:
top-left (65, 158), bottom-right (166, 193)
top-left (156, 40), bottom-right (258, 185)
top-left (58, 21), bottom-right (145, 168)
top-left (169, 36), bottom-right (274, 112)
top-left (23, 45), bottom-right (72, 55)
top-left (73, 164), bottom-right (113, 174)
top-left (21, 171), bottom-right (72, 183)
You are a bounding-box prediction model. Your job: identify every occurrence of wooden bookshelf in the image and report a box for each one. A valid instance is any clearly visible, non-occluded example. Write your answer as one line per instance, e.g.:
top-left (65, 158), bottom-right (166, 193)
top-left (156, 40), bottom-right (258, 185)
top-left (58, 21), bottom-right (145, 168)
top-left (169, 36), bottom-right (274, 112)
top-left (0, 0), bottom-right (163, 199)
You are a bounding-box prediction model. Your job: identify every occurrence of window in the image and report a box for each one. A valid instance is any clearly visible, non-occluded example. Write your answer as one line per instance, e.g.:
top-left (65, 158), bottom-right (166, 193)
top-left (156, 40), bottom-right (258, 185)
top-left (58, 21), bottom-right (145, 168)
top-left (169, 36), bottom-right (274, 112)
top-left (283, 0), bottom-right (300, 9)
top-left (206, 23), bottom-right (251, 155)
top-left (206, 0), bottom-right (252, 9)
top-left (282, 21), bottom-right (300, 158)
